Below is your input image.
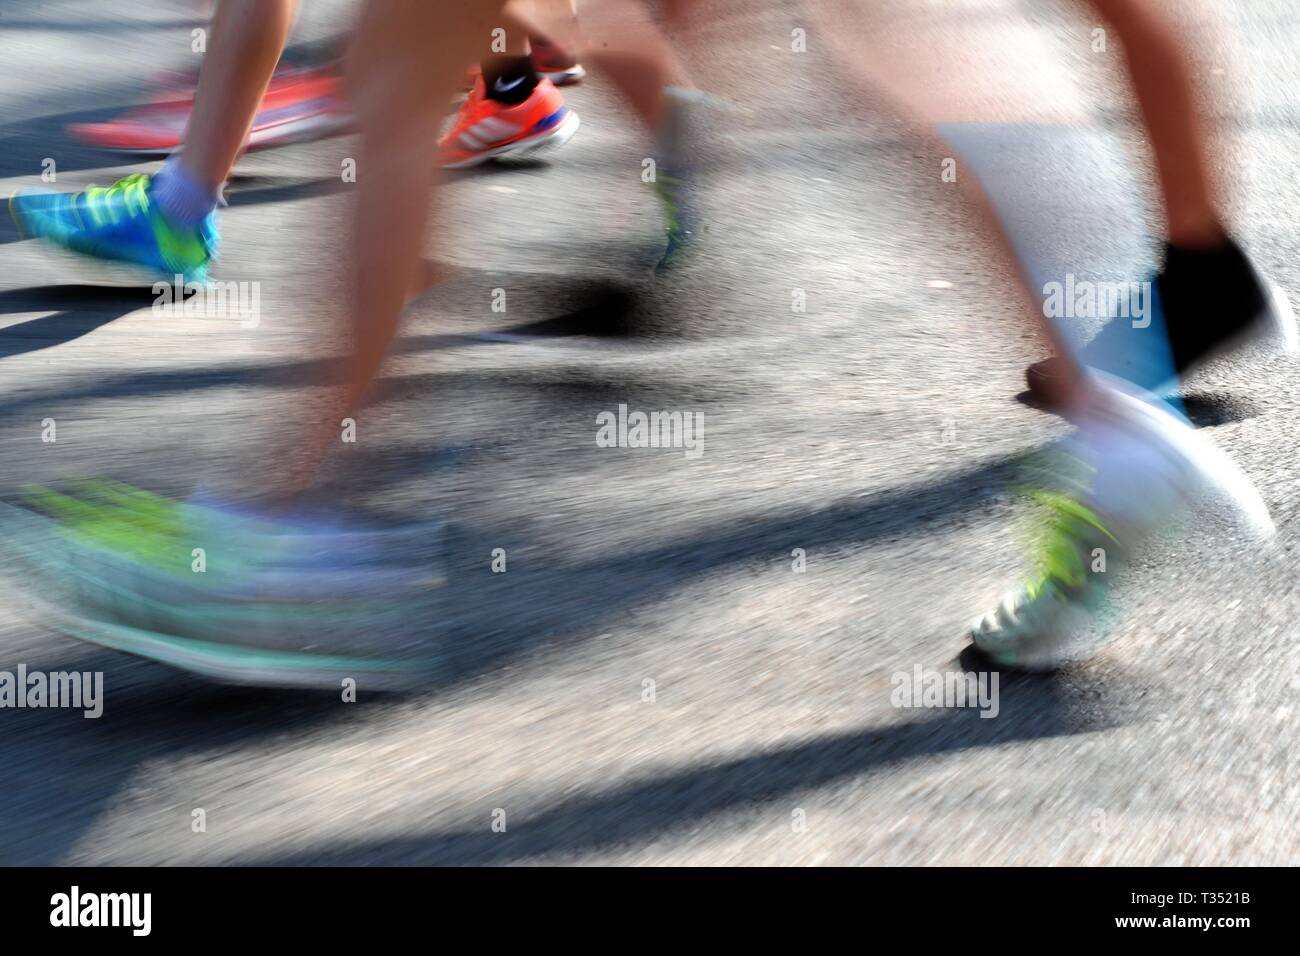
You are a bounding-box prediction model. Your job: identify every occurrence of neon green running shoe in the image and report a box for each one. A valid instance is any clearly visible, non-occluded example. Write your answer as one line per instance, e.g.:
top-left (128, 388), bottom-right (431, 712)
top-left (971, 379), bottom-right (1275, 671)
top-left (971, 491), bottom-right (1122, 671)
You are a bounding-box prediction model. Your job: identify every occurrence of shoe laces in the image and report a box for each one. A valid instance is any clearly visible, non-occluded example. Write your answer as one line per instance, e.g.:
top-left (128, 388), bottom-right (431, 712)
top-left (80, 173), bottom-right (151, 228)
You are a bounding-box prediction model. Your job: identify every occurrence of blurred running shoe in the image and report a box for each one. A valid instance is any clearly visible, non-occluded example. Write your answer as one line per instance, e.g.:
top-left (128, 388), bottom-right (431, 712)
top-left (69, 66), bottom-right (350, 155)
top-left (971, 490), bottom-right (1123, 671)
top-left (971, 379), bottom-right (1274, 670)
top-left (649, 88), bottom-right (707, 273)
top-left (9, 173), bottom-right (218, 284)
top-left (438, 76), bottom-right (579, 168)
top-left (1026, 238), bottom-right (1298, 406)
top-left (651, 168), bottom-right (697, 273)
top-left (464, 40), bottom-right (586, 88)
top-left (530, 40), bottom-right (587, 86)
top-left (0, 481), bottom-right (445, 689)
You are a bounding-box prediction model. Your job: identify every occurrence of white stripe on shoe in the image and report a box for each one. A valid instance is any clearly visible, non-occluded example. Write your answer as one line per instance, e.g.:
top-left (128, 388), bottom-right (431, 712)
top-left (471, 116), bottom-right (522, 142)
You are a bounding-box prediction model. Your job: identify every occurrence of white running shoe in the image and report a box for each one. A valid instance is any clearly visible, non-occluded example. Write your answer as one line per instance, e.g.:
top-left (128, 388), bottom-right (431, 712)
top-left (971, 377), bottom-right (1273, 670)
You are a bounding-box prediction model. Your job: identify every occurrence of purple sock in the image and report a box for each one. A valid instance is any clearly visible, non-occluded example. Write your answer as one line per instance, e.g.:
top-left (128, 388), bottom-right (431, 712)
top-left (150, 158), bottom-right (220, 226)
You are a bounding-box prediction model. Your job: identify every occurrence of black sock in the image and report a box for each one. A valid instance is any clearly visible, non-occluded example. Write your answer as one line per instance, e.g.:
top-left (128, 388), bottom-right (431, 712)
top-left (1160, 237), bottom-right (1268, 368)
top-left (481, 55), bottom-right (538, 105)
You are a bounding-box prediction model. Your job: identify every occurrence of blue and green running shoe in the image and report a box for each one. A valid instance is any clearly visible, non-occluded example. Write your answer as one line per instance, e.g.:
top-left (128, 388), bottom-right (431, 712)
top-left (0, 480), bottom-right (446, 690)
top-left (970, 490), bottom-right (1123, 671)
top-left (9, 173), bottom-right (218, 284)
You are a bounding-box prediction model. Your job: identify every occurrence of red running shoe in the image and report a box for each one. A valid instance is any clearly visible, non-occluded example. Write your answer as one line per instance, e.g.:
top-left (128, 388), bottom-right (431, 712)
top-left (438, 76), bottom-right (579, 169)
top-left (69, 66), bottom-right (351, 154)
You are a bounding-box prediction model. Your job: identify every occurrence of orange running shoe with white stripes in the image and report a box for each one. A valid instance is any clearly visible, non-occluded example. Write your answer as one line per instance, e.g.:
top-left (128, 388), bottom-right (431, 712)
top-left (438, 77), bottom-right (579, 169)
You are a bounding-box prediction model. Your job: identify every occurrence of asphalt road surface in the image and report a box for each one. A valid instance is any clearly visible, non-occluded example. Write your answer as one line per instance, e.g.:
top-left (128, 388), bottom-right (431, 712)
top-left (0, 0), bottom-right (1297, 865)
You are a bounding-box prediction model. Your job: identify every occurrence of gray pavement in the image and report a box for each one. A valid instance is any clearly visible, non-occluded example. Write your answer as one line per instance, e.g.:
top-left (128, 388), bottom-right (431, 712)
top-left (0, 0), bottom-right (1297, 865)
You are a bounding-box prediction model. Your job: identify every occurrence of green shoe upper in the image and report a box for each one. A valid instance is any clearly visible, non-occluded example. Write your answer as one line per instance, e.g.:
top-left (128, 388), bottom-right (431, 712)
top-left (1021, 490), bottom-right (1120, 603)
top-left (650, 171), bottom-right (697, 273)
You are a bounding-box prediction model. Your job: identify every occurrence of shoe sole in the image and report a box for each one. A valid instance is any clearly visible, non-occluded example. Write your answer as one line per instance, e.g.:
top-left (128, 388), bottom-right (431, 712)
top-left (440, 109), bottom-right (580, 169)
top-left (972, 599), bottom-right (1104, 672)
top-left (50, 612), bottom-right (437, 690)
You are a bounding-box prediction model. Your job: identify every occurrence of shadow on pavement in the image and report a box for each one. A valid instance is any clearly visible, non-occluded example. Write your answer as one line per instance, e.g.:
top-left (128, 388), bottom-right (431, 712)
top-left (0, 285), bottom-right (158, 358)
top-left (252, 670), bottom-right (1115, 864)
top-left (1016, 387), bottom-right (1258, 427)
top-left (0, 646), bottom-right (379, 865)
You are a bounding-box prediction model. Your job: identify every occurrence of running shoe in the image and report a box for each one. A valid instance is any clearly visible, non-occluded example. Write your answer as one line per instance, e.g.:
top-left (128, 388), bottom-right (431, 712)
top-left (0, 480), bottom-right (446, 689)
top-left (438, 76), bottom-right (579, 169)
top-left (530, 40), bottom-right (587, 86)
top-left (971, 491), bottom-right (1124, 671)
top-left (651, 167), bottom-right (697, 273)
top-left (9, 173), bottom-right (218, 284)
top-left (648, 88), bottom-right (709, 273)
top-left (971, 378), bottom-right (1274, 670)
top-left (464, 40), bottom-right (586, 88)
top-left (1026, 238), bottom-right (1297, 406)
top-left (69, 66), bottom-right (351, 155)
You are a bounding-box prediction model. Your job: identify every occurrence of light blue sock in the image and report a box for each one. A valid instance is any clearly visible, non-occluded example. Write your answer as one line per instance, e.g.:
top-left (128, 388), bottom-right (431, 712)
top-left (150, 158), bottom-right (220, 227)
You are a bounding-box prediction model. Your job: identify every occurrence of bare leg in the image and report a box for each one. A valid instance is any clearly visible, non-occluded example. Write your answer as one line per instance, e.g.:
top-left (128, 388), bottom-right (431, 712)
top-left (286, 0), bottom-right (508, 489)
top-left (824, 26), bottom-right (1098, 413)
top-left (179, 0), bottom-right (298, 190)
top-left (526, 0), bottom-right (693, 131)
top-left (1084, 0), bottom-right (1225, 249)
